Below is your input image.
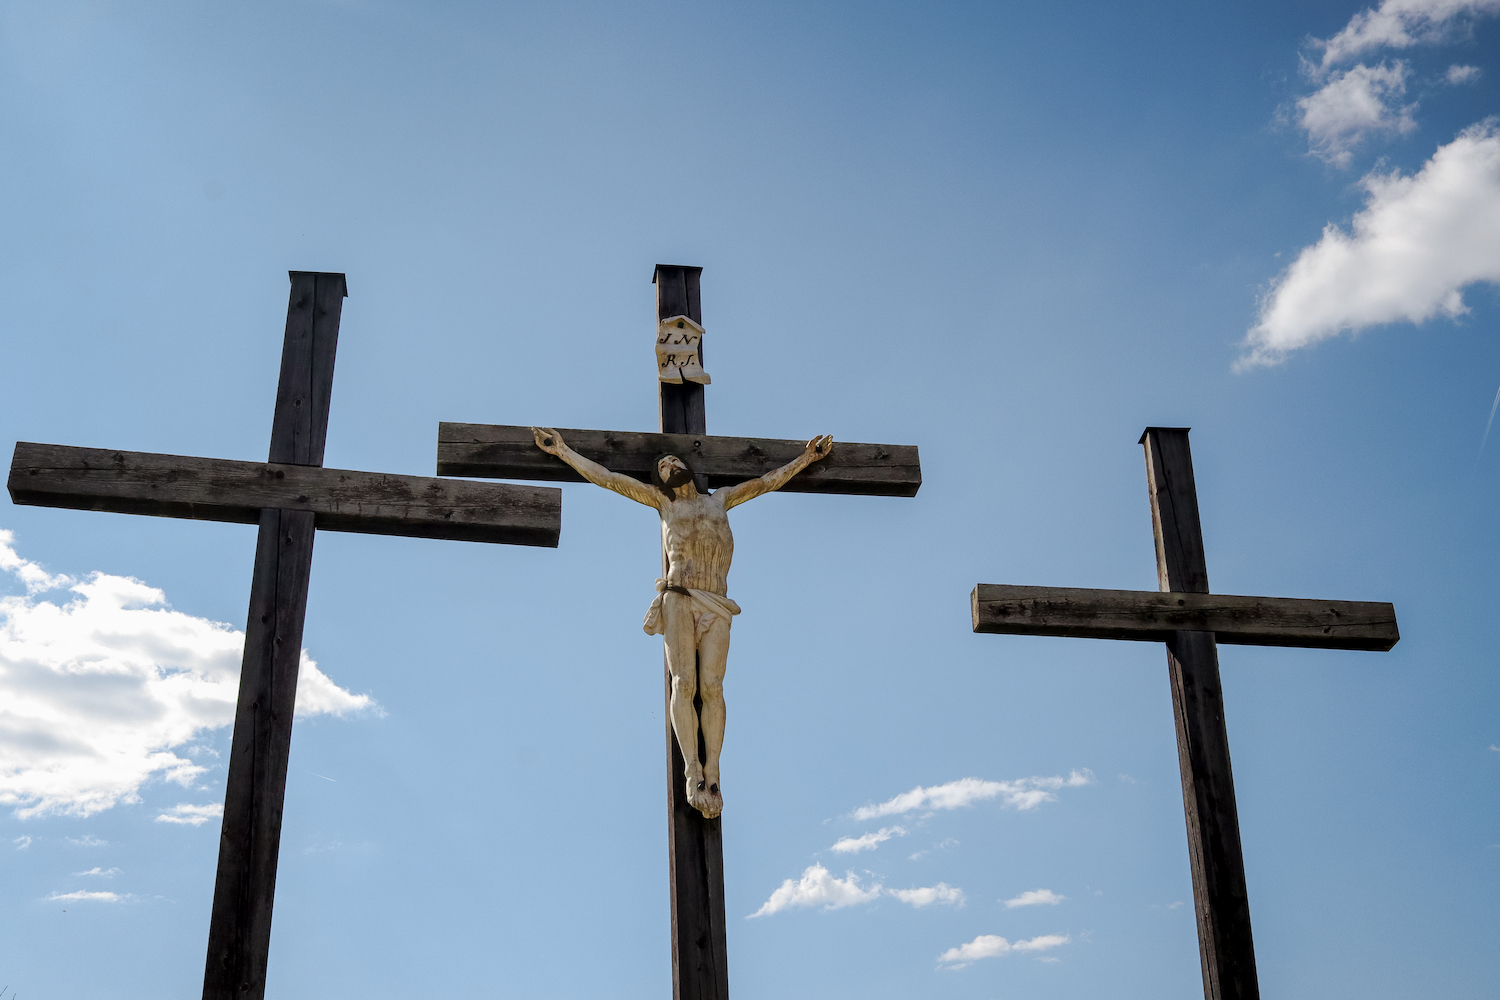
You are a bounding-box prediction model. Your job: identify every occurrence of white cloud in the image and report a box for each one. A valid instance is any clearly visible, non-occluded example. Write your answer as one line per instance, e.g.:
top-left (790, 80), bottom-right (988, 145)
top-left (1169, 900), bottom-right (1186, 909)
top-left (1297, 62), bottom-right (1416, 167)
top-left (1312, 0), bottom-right (1500, 72)
top-left (1004, 888), bottom-right (1065, 908)
top-left (1244, 120), bottom-right (1500, 366)
top-left (888, 883), bottom-right (965, 907)
top-left (67, 834), bottom-right (107, 847)
top-left (75, 866), bottom-right (120, 877)
top-left (938, 933), bottom-right (1070, 969)
top-left (48, 890), bottom-right (123, 903)
top-left (830, 826), bottom-right (905, 854)
top-left (852, 771), bottom-right (1094, 821)
top-left (14, 835), bottom-right (31, 849)
top-left (0, 529), bottom-right (72, 593)
top-left (750, 864), bottom-right (882, 917)
top-left (1447, 63), bottom-right (1483, 83)
top-left (0, 530), bottom-right (377, 818)
top-left (156, 802), bottom-right (223, 826)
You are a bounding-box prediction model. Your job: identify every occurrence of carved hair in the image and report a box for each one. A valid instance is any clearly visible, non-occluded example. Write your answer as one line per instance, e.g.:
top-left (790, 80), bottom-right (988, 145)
top-left (651, 454), bottom-right (696, 498)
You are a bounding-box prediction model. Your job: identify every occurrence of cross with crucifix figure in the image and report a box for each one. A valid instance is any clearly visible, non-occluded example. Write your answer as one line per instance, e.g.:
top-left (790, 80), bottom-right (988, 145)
top-left (969, 427), bottom-right (1399, 1000)
top-left (7, 272), bottom-right (563, 1000)
top-left (435, 264), bottom-right (921, 1000)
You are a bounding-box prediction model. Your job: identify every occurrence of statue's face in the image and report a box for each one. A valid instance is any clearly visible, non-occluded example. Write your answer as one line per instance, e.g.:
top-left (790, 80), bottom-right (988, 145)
top-left (657, 455), bottom-right (694, 490)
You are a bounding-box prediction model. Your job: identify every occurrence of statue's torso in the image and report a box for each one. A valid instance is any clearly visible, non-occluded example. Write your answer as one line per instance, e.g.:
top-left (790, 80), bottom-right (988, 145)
top-left (660, 493), bottom-right (734, 595)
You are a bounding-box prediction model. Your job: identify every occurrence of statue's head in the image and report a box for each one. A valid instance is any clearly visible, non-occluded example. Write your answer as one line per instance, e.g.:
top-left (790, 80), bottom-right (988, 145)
top-left (652, 454), bottom-right (696, 497)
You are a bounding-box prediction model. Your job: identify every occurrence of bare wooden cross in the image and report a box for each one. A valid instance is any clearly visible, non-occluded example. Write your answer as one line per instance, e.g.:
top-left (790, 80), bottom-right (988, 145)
top-left (969, 427), bottom-right (1399, 1000)
top-left (7, 272), bottom-right (563, 1000)
top-left (435, 264), bottom-right (921, 1000)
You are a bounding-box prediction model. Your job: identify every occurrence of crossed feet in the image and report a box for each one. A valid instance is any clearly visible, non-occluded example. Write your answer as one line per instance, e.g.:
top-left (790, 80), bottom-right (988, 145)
top-left (685, 763), bottom-right (723, 819)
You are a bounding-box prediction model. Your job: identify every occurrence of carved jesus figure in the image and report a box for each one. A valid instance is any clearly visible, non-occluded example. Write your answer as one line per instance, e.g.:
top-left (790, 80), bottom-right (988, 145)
top-left (532, 427), bottom-right (833, 818)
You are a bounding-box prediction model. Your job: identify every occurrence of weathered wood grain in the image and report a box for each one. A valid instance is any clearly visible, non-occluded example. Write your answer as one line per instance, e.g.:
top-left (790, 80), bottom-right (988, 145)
top-left (656, 264), bottom-right (706, 452)
top-left (657, 265), bottom-right (730, 1000)
top-left (1143, 428), bottom-right (1259, 1000)
top-left (9, 443), bottom-right (561, 547)
top-left (1143, 427), bottom-right (1210, 595)
top-left (970, 584), bottom-right (1399, 651)
top-left (436, 423), bottom-right (922, 498)
top-left (202, 508), bottom-right (314, 1000)
top-left (268, 272), bottom-right (345, 467)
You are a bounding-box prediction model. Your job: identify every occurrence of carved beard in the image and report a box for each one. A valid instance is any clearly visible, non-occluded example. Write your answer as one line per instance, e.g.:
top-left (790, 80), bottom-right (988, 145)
top-left (661, 466), bottom-right (695, 491)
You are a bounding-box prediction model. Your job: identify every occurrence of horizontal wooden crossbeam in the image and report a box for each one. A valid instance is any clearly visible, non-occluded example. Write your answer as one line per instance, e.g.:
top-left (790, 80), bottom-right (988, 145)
top-left (436, 423), bottom-right (921, 497)
top-left (9, 443), bottom-right (561, 547)
top-left (971, 583), bottom-right (1399, 652)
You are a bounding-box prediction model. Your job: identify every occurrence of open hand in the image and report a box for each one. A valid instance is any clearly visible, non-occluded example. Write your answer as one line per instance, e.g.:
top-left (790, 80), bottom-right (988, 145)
top-left (804, 434), bottom-right (833, 462)
top-left (532, 427), bottom-right (566, 456)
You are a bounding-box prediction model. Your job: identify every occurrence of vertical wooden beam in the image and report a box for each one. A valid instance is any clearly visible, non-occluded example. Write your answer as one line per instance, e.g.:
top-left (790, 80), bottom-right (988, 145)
top-left (203, 273), bottom-right (346, 1000)
top-left (655, 264), bottom-right (706, 463)
top-left (1140, 428), bottom-right (1259, 1000)
top-left (656, 264), bottom-right (729, 1000)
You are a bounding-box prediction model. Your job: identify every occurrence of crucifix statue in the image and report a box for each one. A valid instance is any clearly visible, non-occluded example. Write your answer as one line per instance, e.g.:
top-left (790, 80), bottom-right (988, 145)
top-left (969, 427), bottom-right (1399, 1000)
top-left (530, 427), bottom-right (833, 817)
top-left (7, 272), bottom-right (563, 1000)
top-left (436, 264), bottom-right (920, 1000)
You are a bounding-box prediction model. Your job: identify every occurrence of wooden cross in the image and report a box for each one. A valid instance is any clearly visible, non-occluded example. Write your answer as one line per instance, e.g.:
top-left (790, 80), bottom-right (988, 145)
top-left (969, 427), bottom-right (1399, 1000)
top-left (7, 272), bottom-right (563, 1000)
top-left (435, 264), bottom-right (921, 1000)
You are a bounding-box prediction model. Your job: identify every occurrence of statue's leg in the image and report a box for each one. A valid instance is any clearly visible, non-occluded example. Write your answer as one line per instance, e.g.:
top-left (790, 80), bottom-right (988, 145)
top-left (662, 593), bottom-right (705, 797)
top-left (697, 618), bottom-right (731, 807)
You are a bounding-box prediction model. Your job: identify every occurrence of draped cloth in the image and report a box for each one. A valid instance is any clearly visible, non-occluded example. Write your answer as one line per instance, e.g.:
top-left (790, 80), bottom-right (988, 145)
top-left (643, 579), bottom-right (741, 641)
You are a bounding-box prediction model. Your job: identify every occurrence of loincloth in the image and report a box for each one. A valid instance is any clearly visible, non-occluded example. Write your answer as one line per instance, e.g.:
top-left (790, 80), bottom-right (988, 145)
top-left (643, 579), bottom-right (741, 641)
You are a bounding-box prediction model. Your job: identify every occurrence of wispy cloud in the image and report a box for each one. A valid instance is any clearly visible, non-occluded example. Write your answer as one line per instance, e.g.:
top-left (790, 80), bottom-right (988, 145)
top-left (67, 835), bottom-right (107, 847)
top-left (14, 835), bottom-right (32, 849)
top-left (1004, 888), bottom-right (1065, 908)
top-left (830, 826), bottom-right (905, 854)
top-left (1296, 61), bottom-right (1415, 167)
top-left (1311, 0), bottom-right (1500, 73)
top-left (852, 771), bottom-right (1094, 821)
top-left (156, 803), bottom-right (223, 826)
top-left (48, 890), bottom-right (124, 903)
top-left (938, 932), bottom-right (1070, 969)
top-left (1243, 120), bottom-right (1500, 367)
top-left (0, 530), bottom-right (377, 818)
top-left (888, 883), bottom-right (965, 908)
top-left (750, 864), bottom-right (882, 917)
top-left (1447, 63), bottom-right (1483, 83)
top-left (75, 866), bottom-right (121, 877)
top-left (0, 529), bottom-right (72, 593)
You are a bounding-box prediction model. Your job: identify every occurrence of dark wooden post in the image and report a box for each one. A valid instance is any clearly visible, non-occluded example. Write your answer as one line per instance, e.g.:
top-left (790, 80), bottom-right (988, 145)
top-left (203, 272), bottom-right (346, 1000)
top-left (655, 264), bottom-right (730, 1000)
top-left (1141, 428), bottom-right (1259, 1000)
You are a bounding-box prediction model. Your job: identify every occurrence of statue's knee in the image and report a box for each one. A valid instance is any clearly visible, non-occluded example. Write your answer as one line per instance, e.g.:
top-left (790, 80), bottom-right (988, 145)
top-left (699, 677), bottom-right (723, 700)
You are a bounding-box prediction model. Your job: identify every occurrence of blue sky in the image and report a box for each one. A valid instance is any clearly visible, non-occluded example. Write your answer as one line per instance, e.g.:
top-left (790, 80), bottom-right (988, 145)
top-left (1, 1), bottom-right (1498, 997)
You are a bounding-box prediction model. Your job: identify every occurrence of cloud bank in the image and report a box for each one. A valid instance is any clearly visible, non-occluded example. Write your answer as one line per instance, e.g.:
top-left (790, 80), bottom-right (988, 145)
top-left (1243, 120), bottom-right (1500, 367)
top-left (938, 932), bottom-right (1070, 969)
top-left (851, 771), bottom-right (1094, 821)
top-left (0, 530), bottom-right (376, 818)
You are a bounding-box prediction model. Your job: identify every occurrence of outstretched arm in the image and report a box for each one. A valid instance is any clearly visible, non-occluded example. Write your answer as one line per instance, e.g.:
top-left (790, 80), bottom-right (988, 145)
top-left (532, 427), bottom-right (664, 509)
top-left (717, 435), bottom-right (833, 510)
